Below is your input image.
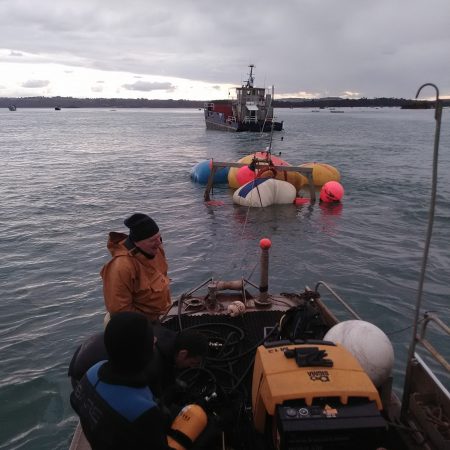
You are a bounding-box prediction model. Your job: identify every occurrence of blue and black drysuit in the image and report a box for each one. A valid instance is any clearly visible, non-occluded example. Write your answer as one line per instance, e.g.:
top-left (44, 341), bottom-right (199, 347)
top-left (71, 361), bottom-right (173, 450)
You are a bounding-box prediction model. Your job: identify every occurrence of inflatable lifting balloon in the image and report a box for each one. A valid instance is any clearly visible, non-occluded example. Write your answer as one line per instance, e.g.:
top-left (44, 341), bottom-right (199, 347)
top-left (299, 162), bottom-right (341, 187)
top-left (191, 160), bottom-right (229, 185)
top-left (236, 165), bottom-right (257, 186)
top-left (320, 181), bottom-right (344, 203)
top-left (233, 178), bottom-right (297, 207)
top-left (229, 154), bottom-right (341, 190)
top-left (228, 152), bottom-right (304, 191)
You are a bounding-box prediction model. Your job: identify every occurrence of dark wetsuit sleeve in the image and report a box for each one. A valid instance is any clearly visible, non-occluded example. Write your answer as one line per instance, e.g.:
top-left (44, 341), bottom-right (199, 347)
top-left (68, 344), bottom-right (82, 378)
top-left (68, 333), bottom-right (107, 386)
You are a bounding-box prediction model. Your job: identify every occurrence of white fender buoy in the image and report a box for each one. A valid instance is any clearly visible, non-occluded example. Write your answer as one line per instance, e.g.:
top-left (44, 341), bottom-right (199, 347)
top-left (324, 320), bottom-right (394, 387)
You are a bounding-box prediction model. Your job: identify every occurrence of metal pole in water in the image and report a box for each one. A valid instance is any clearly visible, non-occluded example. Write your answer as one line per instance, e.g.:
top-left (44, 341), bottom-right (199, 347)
top-left (401, 83), bottom-right (443, 416)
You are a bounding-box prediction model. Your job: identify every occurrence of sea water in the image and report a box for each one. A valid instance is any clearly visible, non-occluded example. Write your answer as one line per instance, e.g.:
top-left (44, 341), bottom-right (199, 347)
top-left (0, 107), bottom-right (449, 449)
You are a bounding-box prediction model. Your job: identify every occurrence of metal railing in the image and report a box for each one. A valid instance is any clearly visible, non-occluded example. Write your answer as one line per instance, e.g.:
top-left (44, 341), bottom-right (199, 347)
top-left (313, 282), bottom-right (449, 374)
top-left (313, 281), bottom-right (362, 320)
top-left (417, 312), bottom-right (450, 373)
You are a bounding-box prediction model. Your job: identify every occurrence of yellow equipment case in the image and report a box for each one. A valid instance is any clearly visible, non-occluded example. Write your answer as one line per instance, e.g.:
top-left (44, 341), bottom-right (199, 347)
top-left (251, 342), bottom-right (386, 450)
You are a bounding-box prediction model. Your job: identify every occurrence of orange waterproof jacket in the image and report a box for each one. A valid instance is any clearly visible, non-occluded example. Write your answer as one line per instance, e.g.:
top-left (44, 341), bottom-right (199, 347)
top-left (100, 232), bottom-right (171, 321)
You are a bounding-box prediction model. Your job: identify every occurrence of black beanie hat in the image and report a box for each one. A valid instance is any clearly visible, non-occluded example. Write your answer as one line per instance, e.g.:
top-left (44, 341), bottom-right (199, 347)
top-left (104, 312), bottom-right (154, 373)
top-left (124, 213), bottom-right (159, 242)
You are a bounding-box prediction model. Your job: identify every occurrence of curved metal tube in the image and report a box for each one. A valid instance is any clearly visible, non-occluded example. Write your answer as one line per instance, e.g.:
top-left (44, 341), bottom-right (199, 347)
top-left (418, 313), bottom-right (450, 372)
top-left (314, 280), bottom-right (362, 320)
top-left (401, 83), bottom-right (444, 415)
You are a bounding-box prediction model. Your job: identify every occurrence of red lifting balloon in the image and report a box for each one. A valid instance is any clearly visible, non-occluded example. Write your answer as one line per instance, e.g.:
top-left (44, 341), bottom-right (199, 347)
top-left (236, 165), bottom-right (256, 186)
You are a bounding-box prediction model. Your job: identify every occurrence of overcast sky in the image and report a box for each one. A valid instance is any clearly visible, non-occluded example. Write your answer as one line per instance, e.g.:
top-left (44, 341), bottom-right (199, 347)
top-left (1, 0), bottom-right (449, 100)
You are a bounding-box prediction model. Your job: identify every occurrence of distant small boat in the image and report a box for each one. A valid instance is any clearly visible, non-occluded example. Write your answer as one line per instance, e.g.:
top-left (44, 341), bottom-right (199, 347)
top-left (8, 105), bottom-right (16, 111)
top-left (55, 106), bottom-right (61, 111)
top-left (330, 110), bottom-right (344, 113)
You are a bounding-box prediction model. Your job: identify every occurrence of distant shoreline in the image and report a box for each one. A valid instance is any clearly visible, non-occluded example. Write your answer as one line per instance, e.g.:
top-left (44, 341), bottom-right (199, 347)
top-left (1, 96), bottom-right (448, 109)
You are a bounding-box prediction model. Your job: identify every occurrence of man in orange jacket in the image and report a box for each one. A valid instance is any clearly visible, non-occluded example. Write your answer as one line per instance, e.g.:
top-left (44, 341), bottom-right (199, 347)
top-left (101, 213), bottom-right (171, 322)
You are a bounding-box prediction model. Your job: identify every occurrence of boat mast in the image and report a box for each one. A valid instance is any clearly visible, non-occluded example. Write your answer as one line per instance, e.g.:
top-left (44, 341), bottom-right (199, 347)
top-left (245, 64), bottom-right (255, 88)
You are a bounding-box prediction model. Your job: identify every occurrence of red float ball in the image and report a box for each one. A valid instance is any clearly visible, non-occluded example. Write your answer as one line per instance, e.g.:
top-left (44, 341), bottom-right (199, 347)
top-left (260, 238), bottom-right (272, 249)
top-left (320, 181), bottom-right (344, 203)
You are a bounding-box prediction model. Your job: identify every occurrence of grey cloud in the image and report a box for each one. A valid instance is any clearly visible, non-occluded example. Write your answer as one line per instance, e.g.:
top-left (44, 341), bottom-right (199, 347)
top-left (9, 50), bottom-right (22, 56)
top-left (22, 80), bottom-right (50, 88)
top-left (0, 0), bottom-right (449, 98)
top-left (122, 81), bottom-right (174, 92)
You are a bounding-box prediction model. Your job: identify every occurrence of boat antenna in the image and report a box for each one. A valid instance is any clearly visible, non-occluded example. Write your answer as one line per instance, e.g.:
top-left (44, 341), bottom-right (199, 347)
top-left (261, 85), bottom-right (276, 154)
top-left (267, 117), bottom-right (275, 156)
top-left (246, 64), bottom-right (255, 88)
top-left (401, 83), bottom-right (443, 416)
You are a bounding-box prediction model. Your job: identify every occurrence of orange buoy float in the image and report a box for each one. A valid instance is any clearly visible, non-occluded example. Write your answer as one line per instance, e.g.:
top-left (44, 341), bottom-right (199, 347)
top-left (298, 162), bottom-right (341, 187)
top-left (320, 181), bottom-right (345, 202)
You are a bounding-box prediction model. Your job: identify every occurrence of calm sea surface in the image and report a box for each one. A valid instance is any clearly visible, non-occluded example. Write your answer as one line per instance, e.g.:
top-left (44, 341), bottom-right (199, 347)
top-left (0, 107), bottom-right (449, 449)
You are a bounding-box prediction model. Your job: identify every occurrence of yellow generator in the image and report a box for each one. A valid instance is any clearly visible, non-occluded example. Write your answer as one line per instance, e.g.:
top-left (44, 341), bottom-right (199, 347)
top-left (251, 342), bottom-right (386, 450)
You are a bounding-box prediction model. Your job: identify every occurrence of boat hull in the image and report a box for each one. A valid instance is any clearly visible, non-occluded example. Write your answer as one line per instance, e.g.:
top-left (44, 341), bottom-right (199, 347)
top-left (205, 116), bottom-right (283, 132)
top-left (69, 287), bottom-right (448, 450)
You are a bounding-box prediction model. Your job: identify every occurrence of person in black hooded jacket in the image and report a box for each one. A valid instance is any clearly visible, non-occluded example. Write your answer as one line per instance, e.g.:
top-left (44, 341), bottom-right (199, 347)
top-left (70, 311), bottom-right (173, 450)
top-left (68, 325), bottom-right (208, 397)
